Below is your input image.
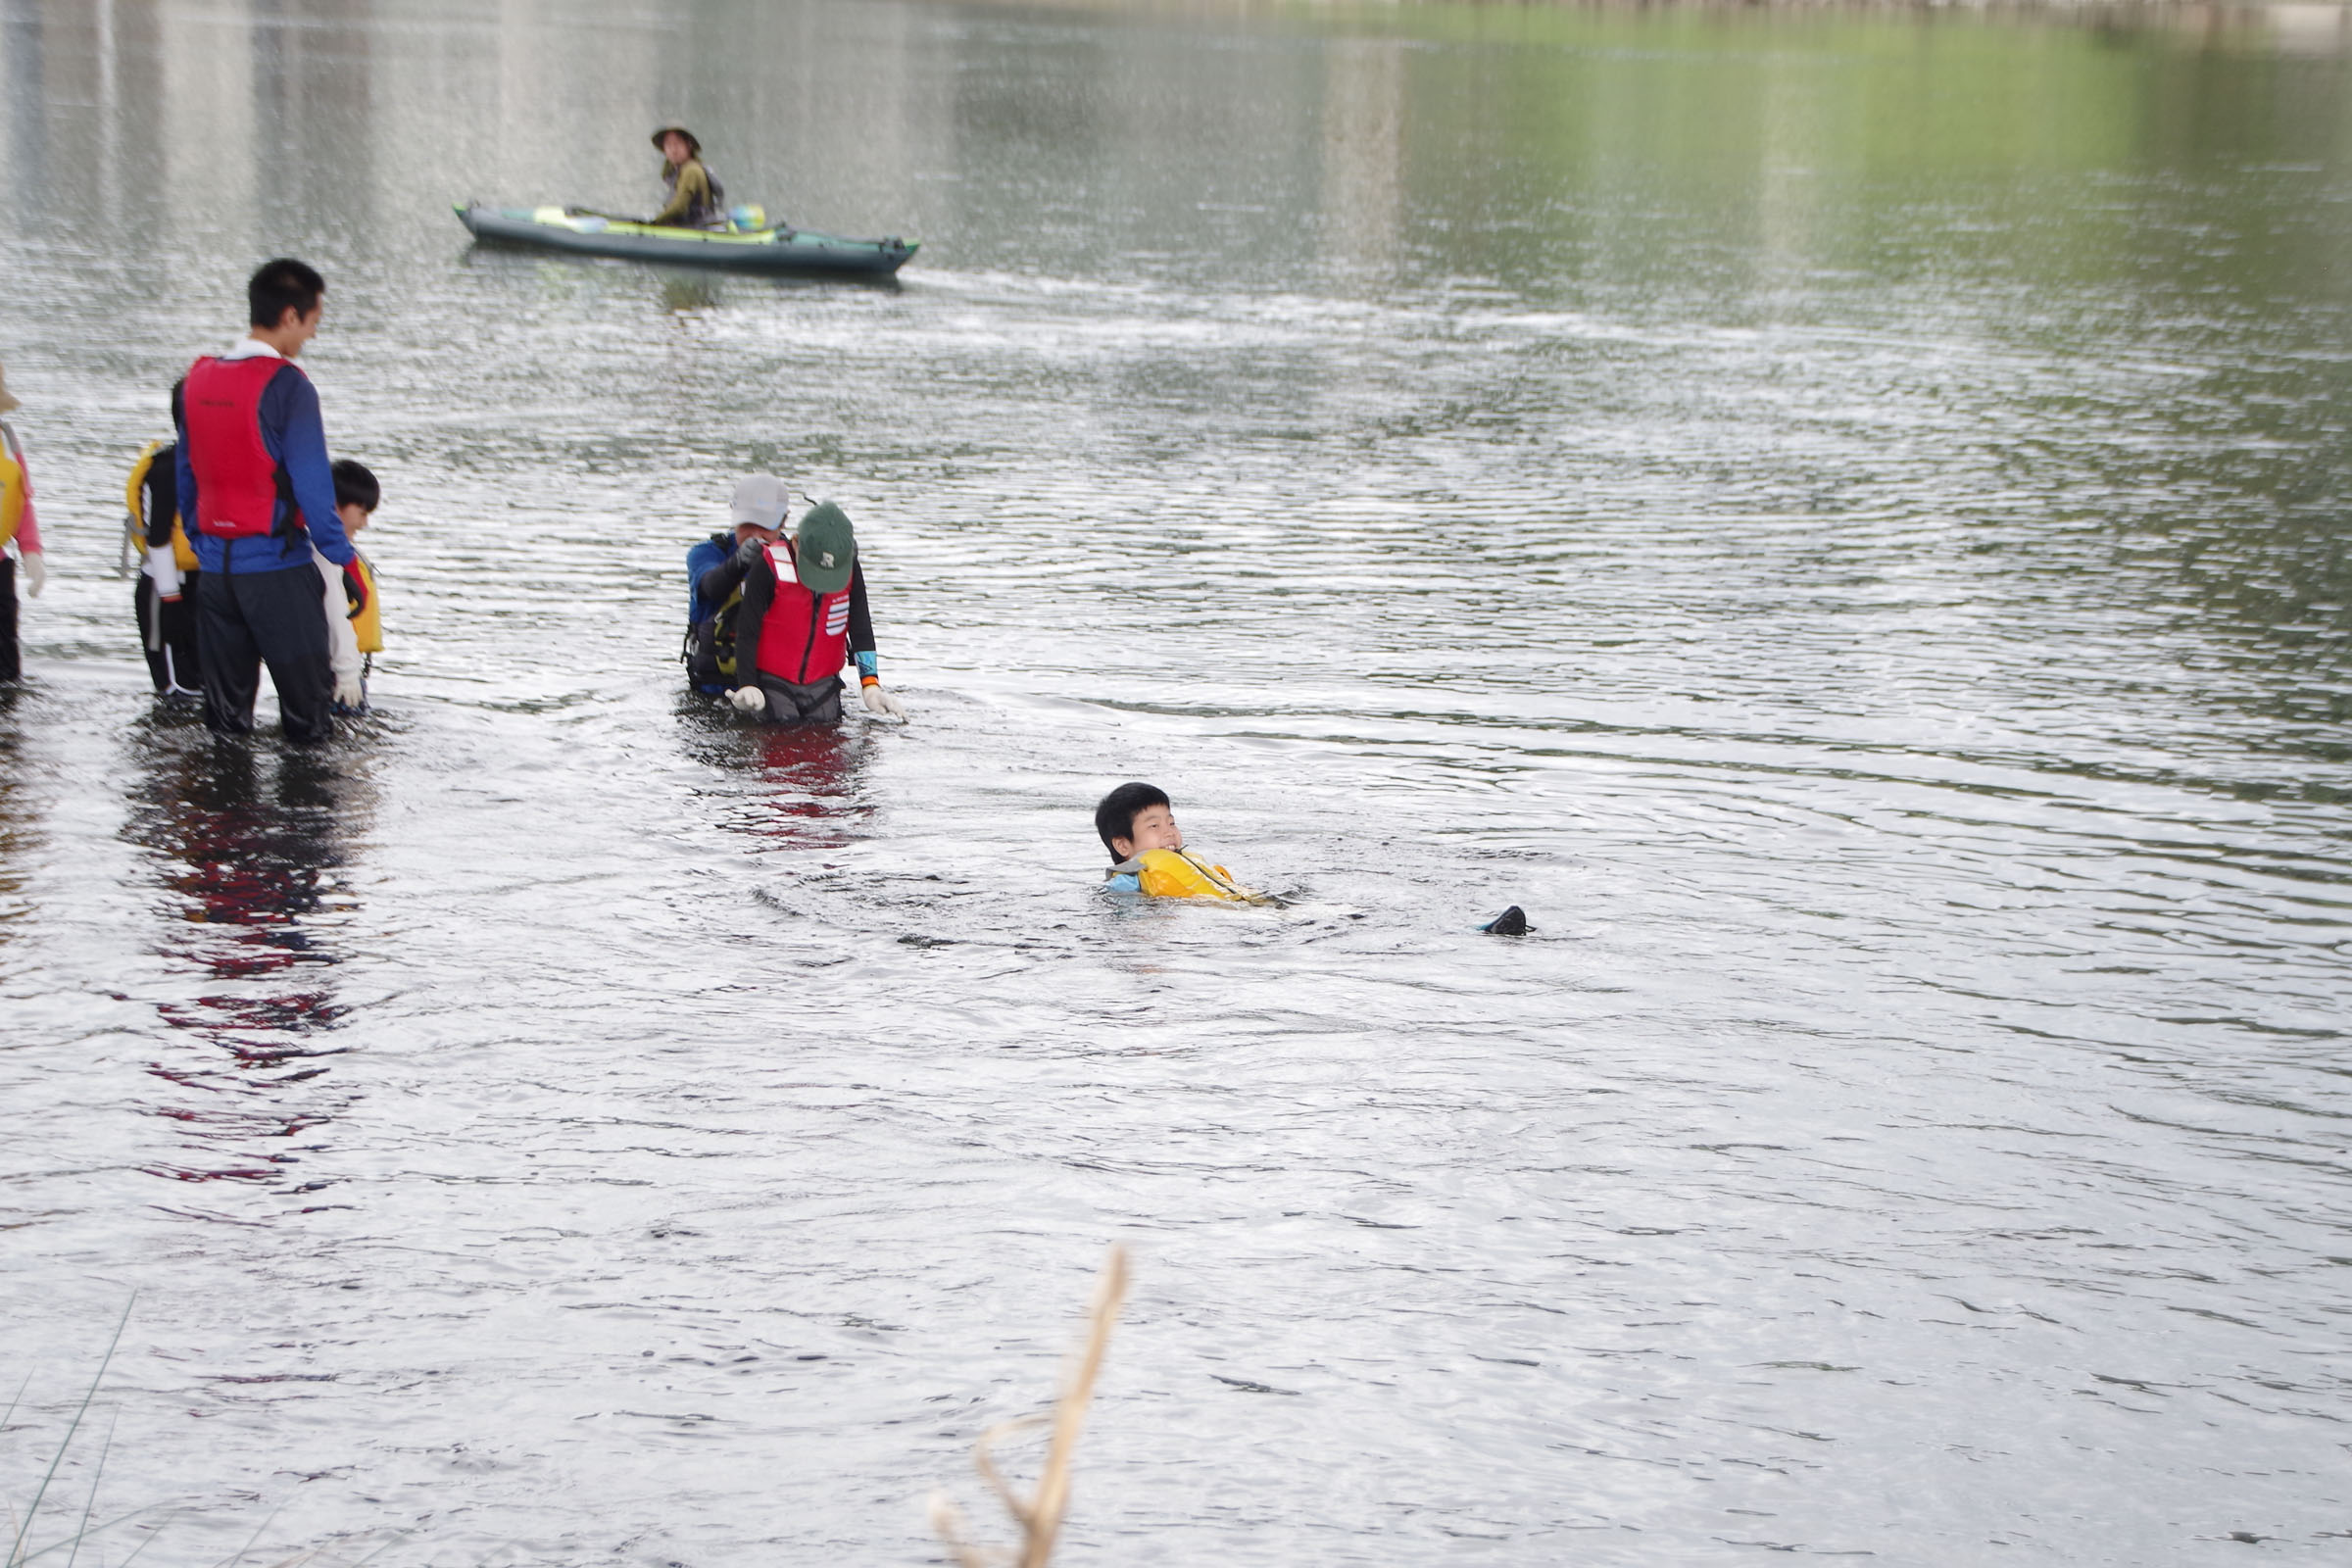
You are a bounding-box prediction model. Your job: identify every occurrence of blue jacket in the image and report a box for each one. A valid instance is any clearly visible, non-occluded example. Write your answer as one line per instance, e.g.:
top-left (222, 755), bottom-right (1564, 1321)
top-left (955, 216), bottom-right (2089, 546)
top-left (173, 356), bottom-right (355, 574)
top-left (687, 531), bottom-right (734, 622)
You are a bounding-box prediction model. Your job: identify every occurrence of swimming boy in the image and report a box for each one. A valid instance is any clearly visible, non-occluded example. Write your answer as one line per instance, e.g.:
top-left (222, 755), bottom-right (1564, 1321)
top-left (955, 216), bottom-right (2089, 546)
top-left (315, 459), bottom-right (381, 713)
top-left (1095, 782), bottom-right (1270, 904)
top-left (1094, 780), bottom-right (1530, 931)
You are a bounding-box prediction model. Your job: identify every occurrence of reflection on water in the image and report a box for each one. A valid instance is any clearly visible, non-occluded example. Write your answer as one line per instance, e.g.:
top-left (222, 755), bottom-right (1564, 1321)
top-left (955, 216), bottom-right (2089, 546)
top-left (3, 1), bottom-right (2351, 1564)
top-left (744, 720), bottom-right (871, 849)
top-left (678, 697), bottom-right (877, 849)
top-left (120, 722), bottom-right (373, 1194)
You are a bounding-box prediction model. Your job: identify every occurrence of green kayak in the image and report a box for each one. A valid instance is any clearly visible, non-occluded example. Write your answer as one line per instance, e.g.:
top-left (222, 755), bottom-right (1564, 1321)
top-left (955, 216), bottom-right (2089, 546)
top-left (456, 203), bottom-right (916, 277)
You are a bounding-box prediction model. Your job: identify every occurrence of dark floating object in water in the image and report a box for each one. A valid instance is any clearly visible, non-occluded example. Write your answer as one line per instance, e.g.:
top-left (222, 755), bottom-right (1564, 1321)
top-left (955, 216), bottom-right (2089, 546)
top-left (1482, 906), bottom-right (1529, 937)
top-left (455, 203), bottom-right (917, 276)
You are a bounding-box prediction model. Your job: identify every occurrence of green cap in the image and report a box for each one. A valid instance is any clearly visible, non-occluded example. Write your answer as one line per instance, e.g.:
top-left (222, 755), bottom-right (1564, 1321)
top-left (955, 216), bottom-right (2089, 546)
top-left (792, 502), bottom-right (857, 594)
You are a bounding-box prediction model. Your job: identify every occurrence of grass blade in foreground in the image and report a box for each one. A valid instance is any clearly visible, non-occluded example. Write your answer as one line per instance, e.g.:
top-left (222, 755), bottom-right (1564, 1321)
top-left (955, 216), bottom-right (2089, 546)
top-left (931, 1248), bottom-right (1131, 1568)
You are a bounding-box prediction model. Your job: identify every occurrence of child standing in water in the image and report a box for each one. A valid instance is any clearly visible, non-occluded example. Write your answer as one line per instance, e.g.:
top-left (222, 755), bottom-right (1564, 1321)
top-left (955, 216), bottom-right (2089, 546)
top-left (316, 459), bottom-right (383, 714)
top-left (0, 365), bottom-right (48, 683)
top-left (127, 435), bottom-right (202, 702)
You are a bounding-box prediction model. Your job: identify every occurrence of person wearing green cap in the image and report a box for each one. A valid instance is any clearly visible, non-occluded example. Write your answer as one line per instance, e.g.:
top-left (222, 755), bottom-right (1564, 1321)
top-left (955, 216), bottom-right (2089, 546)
top-left (726, 500), bottom-right (908, 724)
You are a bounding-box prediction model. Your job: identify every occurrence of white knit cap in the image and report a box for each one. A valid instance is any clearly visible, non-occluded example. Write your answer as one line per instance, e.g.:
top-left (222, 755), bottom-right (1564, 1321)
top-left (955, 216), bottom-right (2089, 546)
top-left (728, 473), bottom-right (790, 529)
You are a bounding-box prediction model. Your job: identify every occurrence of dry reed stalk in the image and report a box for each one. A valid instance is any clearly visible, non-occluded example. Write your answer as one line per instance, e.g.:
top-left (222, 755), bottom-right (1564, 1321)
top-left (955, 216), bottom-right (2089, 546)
top-left (930, 1247), bottom-right (1131, 1568)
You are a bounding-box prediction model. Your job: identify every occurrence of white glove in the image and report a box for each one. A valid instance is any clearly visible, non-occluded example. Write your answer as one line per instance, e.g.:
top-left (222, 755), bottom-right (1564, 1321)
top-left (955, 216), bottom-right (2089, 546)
top-left (860, 681), bottom-right (907, 719)
top-left (147, 544), bottom-right (183, 601)
top-left (19, 550), bottom-right (42, 598)
top-left (729, 685), bottom-right (767, 715)
top-left (333, 676), bottom-right (365, 709)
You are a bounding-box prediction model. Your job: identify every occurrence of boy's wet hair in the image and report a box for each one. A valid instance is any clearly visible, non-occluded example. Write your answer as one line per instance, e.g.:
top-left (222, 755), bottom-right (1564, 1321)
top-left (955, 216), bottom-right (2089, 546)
top-left (331, 459), bottom-right (379, 514)
top-left (1096, 781), bottom-right (1171, 861)
top-left (248, 257), bottom-right (325, 329)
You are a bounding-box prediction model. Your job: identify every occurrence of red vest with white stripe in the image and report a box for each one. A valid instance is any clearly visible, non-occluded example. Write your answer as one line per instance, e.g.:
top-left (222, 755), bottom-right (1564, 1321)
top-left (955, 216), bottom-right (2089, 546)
top-left (182, 354), bottom-right (301, 539)
top-left (753, 540), bottom-right (853, 683)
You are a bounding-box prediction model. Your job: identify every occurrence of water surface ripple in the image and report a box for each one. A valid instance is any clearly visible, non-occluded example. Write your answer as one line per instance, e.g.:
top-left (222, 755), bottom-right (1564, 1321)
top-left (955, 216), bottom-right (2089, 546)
top-left (2, 2), bottom-right (2348, 1564)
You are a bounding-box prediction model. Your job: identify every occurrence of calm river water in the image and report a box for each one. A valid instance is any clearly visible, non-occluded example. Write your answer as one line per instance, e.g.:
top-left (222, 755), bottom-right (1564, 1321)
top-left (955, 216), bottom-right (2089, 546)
top-left (3, 1), bottom-right (2349, 1563)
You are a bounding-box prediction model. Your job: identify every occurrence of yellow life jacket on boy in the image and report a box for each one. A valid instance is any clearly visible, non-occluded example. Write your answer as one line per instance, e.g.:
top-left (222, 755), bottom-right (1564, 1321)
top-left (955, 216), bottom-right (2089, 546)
top-left (345, 555), bottom-right (382, 655)
top-left (1115, 848), bottom-right (1275, 906)
top-left (124, 439), bottom-right (198, 572)
top-left (0, 423), bottom-right (25, 552)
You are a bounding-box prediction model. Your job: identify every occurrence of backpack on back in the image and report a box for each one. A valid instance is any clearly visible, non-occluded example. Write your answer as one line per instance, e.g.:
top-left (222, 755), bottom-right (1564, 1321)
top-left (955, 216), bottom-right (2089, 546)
top-left (683, 584), bottom-right (743, 692)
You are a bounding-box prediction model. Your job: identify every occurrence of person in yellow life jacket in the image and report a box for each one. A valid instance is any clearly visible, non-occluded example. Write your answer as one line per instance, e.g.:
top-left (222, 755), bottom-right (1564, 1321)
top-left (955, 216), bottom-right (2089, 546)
top-left (725, 500), bottom-right (910, 725)
top-left (125, 437), bottom-right (203, 701)
top-left (1093, 781), bottom-right (1528, 930)
top-left (0, 364), bottom-right (50, 685)
top-left (652, 125), bottom-right (724, 228)
top-left (1094, 782), bottom-right (1276, 906)
top-left (315, 460), bottom-right (382, 714)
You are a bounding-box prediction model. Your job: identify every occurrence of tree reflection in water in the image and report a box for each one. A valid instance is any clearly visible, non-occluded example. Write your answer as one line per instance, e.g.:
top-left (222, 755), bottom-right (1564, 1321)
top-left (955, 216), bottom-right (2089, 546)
top-left (119, 727), bottom-right (375, 1194)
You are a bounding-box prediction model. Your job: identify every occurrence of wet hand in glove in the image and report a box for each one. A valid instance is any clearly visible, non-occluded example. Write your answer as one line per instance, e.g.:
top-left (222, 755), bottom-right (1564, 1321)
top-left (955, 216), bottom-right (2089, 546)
top-left (855, 652), bottom-right (906, 718)
top-left (729, 685), bottom-right (767, 715)
top-left (333, 675), bottom-right (366, 710)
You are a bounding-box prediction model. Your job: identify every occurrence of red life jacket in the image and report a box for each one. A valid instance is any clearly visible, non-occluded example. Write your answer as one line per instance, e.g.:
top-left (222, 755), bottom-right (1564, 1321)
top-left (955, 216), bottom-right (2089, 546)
top-left (182, 354), bottom-right (302, 539)
top-left (753, 540), bottom-right (853, 683)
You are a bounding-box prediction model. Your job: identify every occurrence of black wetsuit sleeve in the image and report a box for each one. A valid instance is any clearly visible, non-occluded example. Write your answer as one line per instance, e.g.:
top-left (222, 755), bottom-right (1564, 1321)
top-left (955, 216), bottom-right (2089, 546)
top-left (697, 549), bottom-right (752, 613)
top-left (733, 553), bottom-right (774, 685)
top-left (143, 446), bottom-right (179, 548)
top-left (847, 564), bottom-right (875, 657)
top-left (169, 380), bottom-right (196, 543)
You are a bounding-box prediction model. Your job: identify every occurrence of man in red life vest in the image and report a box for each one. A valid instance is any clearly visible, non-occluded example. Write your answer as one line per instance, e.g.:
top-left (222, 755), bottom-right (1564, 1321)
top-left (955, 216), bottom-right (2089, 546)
top-left (726, 501), bottom-right (909, 724)
top-left (172, 258), bottom-right (360, 742)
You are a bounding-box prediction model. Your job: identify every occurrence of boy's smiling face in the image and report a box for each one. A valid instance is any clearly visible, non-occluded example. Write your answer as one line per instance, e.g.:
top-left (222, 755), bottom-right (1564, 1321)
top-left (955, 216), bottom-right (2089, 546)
top-left (1113, 803), bottom-right (1183, 860)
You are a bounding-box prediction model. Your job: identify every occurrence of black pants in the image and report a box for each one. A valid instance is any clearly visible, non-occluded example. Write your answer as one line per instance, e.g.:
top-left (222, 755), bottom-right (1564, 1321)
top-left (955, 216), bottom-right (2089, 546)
top-left (197, 563), bottom-right (335, 742)
top-left (136, 570), bottom-right (203, 697)
top-left (750, 672), bottom-right (844, 725)
top-left (0, 556), bottom-right (17, 683)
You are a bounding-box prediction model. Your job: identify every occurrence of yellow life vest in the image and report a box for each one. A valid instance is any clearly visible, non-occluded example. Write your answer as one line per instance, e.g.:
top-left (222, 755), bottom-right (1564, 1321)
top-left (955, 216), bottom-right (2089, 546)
top-left (1121, 848), bottom-right (1275, 906)
top-left (0, 423), bottom-right (24, 553)
top-left (343, 555), bottom-right (382, 655)
top-left (124, 439), bottom-right (198, 572)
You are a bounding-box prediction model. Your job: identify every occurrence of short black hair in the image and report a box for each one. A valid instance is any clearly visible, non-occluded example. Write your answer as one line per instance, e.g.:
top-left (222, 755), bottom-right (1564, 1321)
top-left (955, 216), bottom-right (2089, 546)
top-left (248, 258), bottom-right (325, 329)
top-left (1095, 781), bottom-right (1171, 861)
top-left (331, 459), bottom-right (379, 513)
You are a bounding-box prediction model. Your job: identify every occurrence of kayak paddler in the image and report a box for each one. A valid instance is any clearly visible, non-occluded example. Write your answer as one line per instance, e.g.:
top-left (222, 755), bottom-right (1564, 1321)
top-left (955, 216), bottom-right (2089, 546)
top-left (652, 125), bottom-right (723, 229)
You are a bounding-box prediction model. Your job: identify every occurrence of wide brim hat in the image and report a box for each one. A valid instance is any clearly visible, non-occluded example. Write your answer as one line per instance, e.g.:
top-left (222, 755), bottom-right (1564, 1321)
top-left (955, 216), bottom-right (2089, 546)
top-left (651, 125), bottom-right (703, 157)
top-left (0, 365), bottom-right (18, 414)
top-left (793, 502), bottom-right (857, 595)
